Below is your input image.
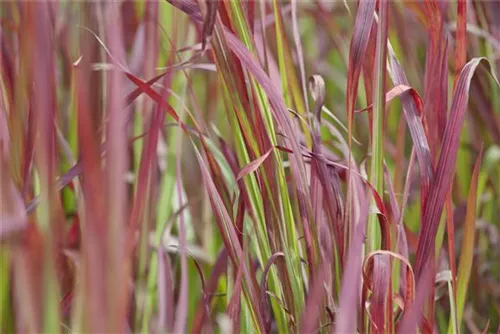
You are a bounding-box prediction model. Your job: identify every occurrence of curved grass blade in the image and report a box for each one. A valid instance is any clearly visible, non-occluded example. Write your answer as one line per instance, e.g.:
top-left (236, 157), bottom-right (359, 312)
top-left (355, 84), bottom-right (423, 114)
top-left (388, 45), bottom-right (433, 203)
top-left (344, 0), bottom-right (377, 239)
top-left (414, 58), bottom-right (499, 279)
top-left (368, 0), bottom-right (389, 252)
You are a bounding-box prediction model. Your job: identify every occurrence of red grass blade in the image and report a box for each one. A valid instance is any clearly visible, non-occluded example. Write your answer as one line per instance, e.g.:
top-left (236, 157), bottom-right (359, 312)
top-left (166, 0), bottom-right (203, 22)
top-left (157, 246), bottom-right (174, 331)
top-left (397, 262), bottom-right (434, 333)
top-left (345, 0), bottom-right (377, 128)
top-left (193, 144), bottom-right (265, 331)
top-left (414, 58), bottom-right (498, 278)
top-left (0, 171), bottom-right (28, 238)
top-left (422, 0), bottom-right (447, 150)
top-left (227, 254), bottom-right (244, 332)
top-left (388, 49), bottom-right (433, 203)
top-left (355, 84), bottom-right (423, 114)
top-left (455, 0), bottom-right (467, 76)
top-left (201, 0), bottom-right (219, 51)
top-left (236, 146), bottom-right (275, 182)
top-left (363, 253), bottom-right (391, 333)
top-left (343, 0), bottom-right (377, 243)
top-left (299, 265), bottom-right (328, 333)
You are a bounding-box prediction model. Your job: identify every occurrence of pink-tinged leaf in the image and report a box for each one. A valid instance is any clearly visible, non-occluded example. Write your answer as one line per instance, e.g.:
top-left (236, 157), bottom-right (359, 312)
top-left (74, 24), bottom-right (113, 332)
top-left (0, 177), bottom-right (28, 239)
top-left (103, 4), bottom-right (130, 328)
top-left (422, 0), bottom-right (447, 151)
top-left (363, 253), bottom-right (391, 333)
top-left (158, 246), bottom-right (174, 331)
top-left (344, 0), bottom-right (376, 247)
top-left (345, 0), bottom-right (377, 125)
top-left (299, 265), bottom-right (328, 334)
top-left (335, 202), bottom-right (369, 333)
top-left (364, 251), bottom-right (415, 328)
top-left (438, 40), bottom-right (449, 142)
top-left (362, 23), bottom-right (376, 124)
top-left (166, 0), bottom-right (203, 22)
top-left (355, 84), bottom-right (423, 114)
top-left (383, 164), bottom-right (409, 260)
top-left (455, 0), bottom-right (467, 75)
top-left (397, 262), bottom-right (434, 334)
top-left (388, 49), bottom-right (433, 203)
top-left (0, 31), bottom-right (14, 102)
top-left (236, 146), bottom-right (275, 182)
top-left (227, 254), bottom-right (243, 332)
top-left (414, 58), bottom-right (498, 279)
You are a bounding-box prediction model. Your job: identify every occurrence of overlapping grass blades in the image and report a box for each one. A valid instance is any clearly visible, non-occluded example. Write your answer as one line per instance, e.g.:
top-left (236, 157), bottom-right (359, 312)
top-left (1, 1), bottom-right (499, 333)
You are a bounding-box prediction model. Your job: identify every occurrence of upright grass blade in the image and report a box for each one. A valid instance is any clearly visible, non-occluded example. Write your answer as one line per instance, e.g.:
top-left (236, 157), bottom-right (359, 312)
top-left (453, 148), bottom-right (483, 332)
top-left (309, 74), bottom-right (343, 272)
top-left (157, 245), bottom-right (174, 331)
top-left (3, 1), bottom-right (500, 332)
top-left (387, 46), bottom-right (433, 202)
top-left (368, 0), bottom-right (389, 252)
top-left (345, 0), bottom-right (377, 230)
top-left (455, 0), bottom-right (467, 76)
top-left (201, 0), bottom-right (219, 51)
top-left (27, 3), bottom-right (62, 332)
top-left (271, 0), bottom-right (310, 145)
top-left (219, 24), bottom-right (308, 328)
top-left (192, 143), bottom-right (265, 333)
top-left (102, 4), bottom-right (130, 331)
top-left (414, 58), bottom-right (499, 279)
top-left (422, 0), bottom-right (447, 152)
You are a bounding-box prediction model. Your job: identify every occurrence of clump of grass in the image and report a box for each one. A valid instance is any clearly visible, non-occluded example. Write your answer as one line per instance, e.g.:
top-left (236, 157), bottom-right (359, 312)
top-left (1, 0), bottom-right (499, 333)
